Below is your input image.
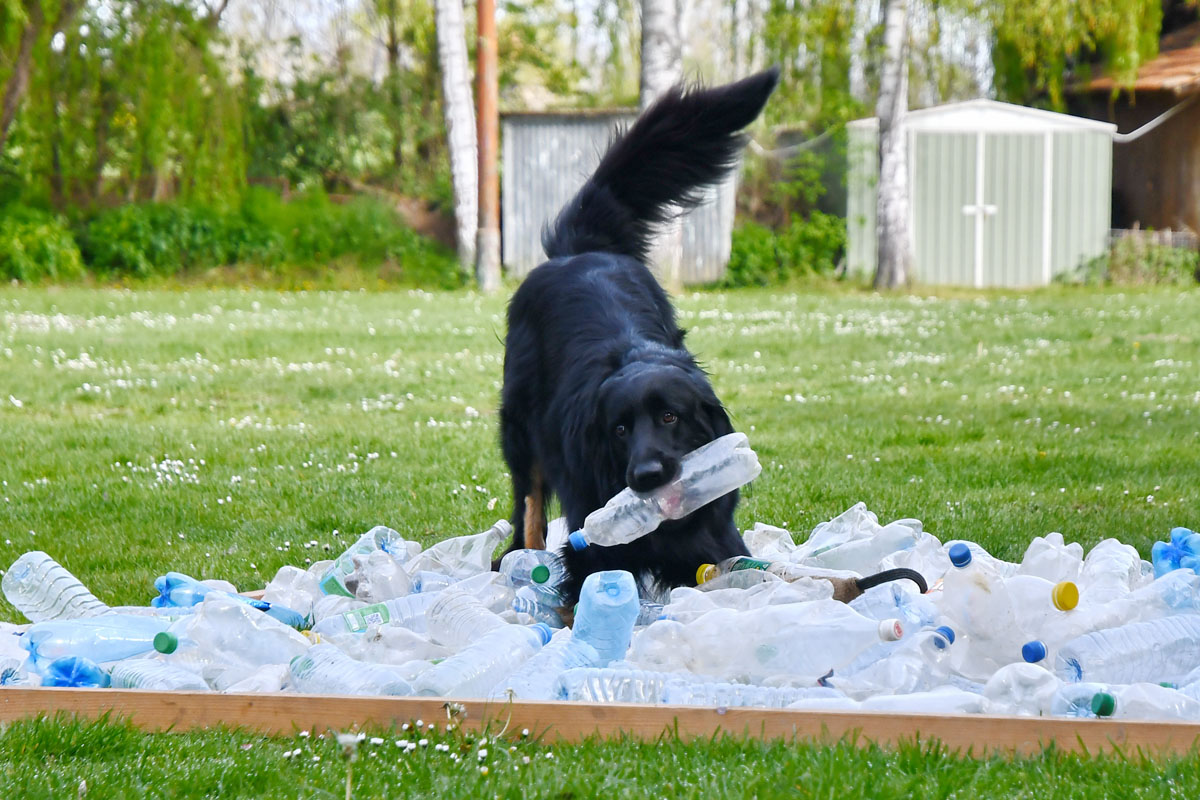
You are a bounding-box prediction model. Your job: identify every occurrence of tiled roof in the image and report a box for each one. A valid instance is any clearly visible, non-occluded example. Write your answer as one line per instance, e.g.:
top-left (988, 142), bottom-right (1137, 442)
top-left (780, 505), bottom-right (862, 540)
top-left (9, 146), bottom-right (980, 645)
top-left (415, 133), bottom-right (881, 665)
top-left (1080, 21), bottom-right (1200, 94)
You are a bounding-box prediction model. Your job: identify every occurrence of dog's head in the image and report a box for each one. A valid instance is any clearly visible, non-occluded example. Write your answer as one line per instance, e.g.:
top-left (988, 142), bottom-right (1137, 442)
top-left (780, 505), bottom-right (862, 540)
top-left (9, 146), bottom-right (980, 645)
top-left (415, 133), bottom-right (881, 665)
top-left (595, 360), bottom-right (733, 494)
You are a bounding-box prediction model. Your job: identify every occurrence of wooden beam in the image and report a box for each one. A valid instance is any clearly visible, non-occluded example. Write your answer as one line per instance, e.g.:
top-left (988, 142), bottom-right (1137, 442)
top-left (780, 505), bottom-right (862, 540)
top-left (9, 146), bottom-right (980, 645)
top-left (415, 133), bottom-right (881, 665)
top-left (2, 688), bottom-right (1199, 756)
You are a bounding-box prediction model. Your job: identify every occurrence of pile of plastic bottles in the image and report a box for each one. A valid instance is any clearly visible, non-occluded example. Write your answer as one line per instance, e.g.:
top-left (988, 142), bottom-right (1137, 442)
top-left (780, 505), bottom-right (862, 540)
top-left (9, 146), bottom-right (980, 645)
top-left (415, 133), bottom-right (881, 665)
top-left (1, 436), bottom-right (1199, 722)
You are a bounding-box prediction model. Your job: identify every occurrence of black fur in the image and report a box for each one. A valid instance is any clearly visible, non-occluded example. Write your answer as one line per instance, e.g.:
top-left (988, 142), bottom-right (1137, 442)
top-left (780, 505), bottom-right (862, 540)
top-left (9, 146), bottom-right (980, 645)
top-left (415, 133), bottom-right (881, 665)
top-left (497, 69), bottom-right (780, 607)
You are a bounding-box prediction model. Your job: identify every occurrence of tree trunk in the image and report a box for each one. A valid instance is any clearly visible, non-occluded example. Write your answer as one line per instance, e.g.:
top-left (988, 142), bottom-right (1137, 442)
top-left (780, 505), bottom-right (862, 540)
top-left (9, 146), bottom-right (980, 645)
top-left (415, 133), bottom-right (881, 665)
top-left (475, 0), bottom-right (501, 292)
top-left (0, 1), bottom-right (45, 154)
top-left (384, 0), bottom-right (403, 172)
top-left (433, 0), bottom-right (478, 274)
top-left (640, 0), bottom-right (685, 292)
top-left (874, 0), bottom-right (913, 290)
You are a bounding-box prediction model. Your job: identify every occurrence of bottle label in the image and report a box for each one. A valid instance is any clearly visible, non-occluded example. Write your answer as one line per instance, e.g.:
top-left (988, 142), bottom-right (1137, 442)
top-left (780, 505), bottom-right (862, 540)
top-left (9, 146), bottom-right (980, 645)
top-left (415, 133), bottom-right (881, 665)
top-left (344, 604), bottom-right (391, 633)
top-left (729, 557), bottom-right (772, 572)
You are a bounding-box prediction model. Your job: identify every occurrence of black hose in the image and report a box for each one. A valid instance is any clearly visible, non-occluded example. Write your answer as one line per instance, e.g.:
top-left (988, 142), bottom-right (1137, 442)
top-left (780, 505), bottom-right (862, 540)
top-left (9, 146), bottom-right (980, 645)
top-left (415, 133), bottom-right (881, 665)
top-left (855, 567), bottom-right (928, 594)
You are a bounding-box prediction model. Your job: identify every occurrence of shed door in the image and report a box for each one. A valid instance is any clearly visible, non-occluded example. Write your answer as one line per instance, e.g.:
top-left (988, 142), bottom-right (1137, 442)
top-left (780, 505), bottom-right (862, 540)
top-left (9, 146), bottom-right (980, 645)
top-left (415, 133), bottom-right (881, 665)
top-left (981, 133), bottom-right (1046, 287)
top-left (912, 132), bottom-right (977, 286)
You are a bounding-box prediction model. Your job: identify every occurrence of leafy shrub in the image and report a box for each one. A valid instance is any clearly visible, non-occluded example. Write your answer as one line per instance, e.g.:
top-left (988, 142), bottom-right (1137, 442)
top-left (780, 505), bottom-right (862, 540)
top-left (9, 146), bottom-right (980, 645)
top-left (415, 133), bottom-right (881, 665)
top-left (1065, 237), bottom-right (1200, 287)
top-left (720, 211), bottom-right (846, 287)
top-left (78, 203), bottom-right (282, 276)
top-left (0, 207), bottom-right (86, 282)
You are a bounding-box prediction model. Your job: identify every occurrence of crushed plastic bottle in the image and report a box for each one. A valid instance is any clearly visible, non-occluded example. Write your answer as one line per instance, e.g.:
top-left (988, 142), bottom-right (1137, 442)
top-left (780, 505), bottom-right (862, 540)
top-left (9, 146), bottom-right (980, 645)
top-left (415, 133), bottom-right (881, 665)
top-left (1089, 682), bottom-right (1200, 721)
top-left (402, 520), bottom-right (511, 579)
top-left (3, 551), bottom-right (111, 623)
top-left (572, 570), bottom-right (640, 664)
top-left (153, 572), bottom-right (307, 630)
top-left (110, 659), bottom-right (210, 691)
top-left (319, 526), bottom-right (419, 597)
top-left (290, 644), bottom-right (415, 696)
top-left (831, 626), bottom-right (956, 698)
top-left (311, 592), bottom-right (438, 637)
top-left (557, 666), bottom-right (843, 707)
top-left (41, 655), bottom-right (111, 688)
top-left (412, 622), bottom-right (552, 697)
top-left (982, 662), bottom-right (1061, 716)
top-left (1054, 615), bottom-right (1200, 685)
top-left (425, 590), bottom-right (510, 649)
top-left (489, 628), bottom-right (602, 701)
top-left (1017, 532), bottom-right (1083, 583)
top-left (1151, 527), bottom-right (1200, 577)
top-left (499, 549), bottom-right (566, 593)
top-left (568, 433), bottom-right (760, 550)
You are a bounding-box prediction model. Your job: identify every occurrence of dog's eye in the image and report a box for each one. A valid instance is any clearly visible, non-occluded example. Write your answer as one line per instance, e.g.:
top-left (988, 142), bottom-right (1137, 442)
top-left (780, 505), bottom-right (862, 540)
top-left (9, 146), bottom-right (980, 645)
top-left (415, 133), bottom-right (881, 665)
top-left (614, 424), bottom-right (627, 438)
top-left (661, 411), bottom-right (677, 425)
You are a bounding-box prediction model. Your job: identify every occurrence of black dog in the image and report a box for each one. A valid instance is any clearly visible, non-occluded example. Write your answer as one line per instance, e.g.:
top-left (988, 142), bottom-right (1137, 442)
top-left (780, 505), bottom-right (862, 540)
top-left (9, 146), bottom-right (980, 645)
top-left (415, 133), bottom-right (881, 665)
top-left (496, 69), bottom-right (781, 608)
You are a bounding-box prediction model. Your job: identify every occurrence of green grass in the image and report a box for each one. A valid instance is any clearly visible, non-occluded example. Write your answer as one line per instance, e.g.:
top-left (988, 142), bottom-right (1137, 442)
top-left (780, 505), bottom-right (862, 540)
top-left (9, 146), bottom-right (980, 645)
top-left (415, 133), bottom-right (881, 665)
top-left (1, 283), bottom-right (1199, 796)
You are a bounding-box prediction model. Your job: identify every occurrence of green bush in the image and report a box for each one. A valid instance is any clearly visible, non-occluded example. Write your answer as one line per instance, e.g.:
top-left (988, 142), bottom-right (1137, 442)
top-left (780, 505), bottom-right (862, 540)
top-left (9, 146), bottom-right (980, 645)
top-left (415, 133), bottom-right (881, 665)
top-left (78, 203), bottom-right (282, 276)
top-left (1065, 237), bottom-right (1200, 287)
top-left (0, 207), bottom-right (86, 283)
top-left (720, 211), bottom-right (846, 287)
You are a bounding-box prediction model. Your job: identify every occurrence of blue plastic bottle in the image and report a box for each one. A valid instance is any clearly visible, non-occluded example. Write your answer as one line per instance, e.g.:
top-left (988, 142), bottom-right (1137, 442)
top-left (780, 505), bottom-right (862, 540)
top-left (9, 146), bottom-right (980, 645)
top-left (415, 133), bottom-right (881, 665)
top-left (22, 615), bottom-right (170, 672)
top-left (571, 570), bottom-right (640, 664)
top-left (1151, 527), bottom-right (1200, 577)
top-left (152, 572), bottom-right (307, 630)
top-left (40, 656), bottom-right (111, 688)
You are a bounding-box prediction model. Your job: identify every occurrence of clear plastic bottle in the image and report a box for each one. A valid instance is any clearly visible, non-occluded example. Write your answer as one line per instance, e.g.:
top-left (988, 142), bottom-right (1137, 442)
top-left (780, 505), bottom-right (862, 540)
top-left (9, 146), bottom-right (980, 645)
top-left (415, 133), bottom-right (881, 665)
top-left (1054, 615), bottom-right (1200, 685)
top-left (489, 628), bottom-right (602, 701)
top-left (831, 626), bottom-right (956, 698)
top-left (696, 556), bottom-right (843, 585)
top-left (1090, 682), bottom-right (1200, 721)
top-left (981, 662), bottom-right (1062, 716)
top-left (937, 543), bottom-right (1022, 674)
top-left (849, 582), bottom-right (939, 631)
top-left (498, 549), bottom-right (566, 592)
top-left (319, 525), bottom-right (417, 597)
top-left (425, 590), bottom-right (510, 649)
top-left (155, 594), bottom-right (310, 676)
top-left (571, 570), bottom-right (640, 664)
top-left (1078, 538), bottom-right (1146, 605)
top-left (402, 520), bottom-right (511, 579)
top-left (2, 551), bottom-right (111, 622)
top-left (1049, 682), bottom-right (1108, 718)
top-left (1151, 527), bottom-right (1200, 577)
top-left (568, 433), bottom-right (760, 549)
top-left (289, 643), bottom-right (415, 696)
top-left (21, 614), bottom-right (171, 672)
top-left (556, 666), bottom-right (842, 708)
top-left (40, 655), bottom-right (111, 688)
top-left (110, 659), bottom-right (210, 692)
top-left (511, 585), bottom-right (566, 628)
top-left (411, 570), bottom-right (455, 594)
top-left (311, 592), bottom-right (439, 637)
top-left (635, 600), bottom-right (666, 627)
top-left (412, 623), bottom-right (552, 698)
top-left (153, 572), bottom-right (307, 630)
top-left (1017, 532), bottom-right (1083, 583)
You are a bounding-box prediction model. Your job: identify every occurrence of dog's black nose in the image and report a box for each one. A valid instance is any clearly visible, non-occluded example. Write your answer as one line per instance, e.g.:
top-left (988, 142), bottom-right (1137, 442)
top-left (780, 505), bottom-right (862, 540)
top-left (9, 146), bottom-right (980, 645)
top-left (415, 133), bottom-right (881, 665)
top-left (628, 458), bottom-right (676, 493)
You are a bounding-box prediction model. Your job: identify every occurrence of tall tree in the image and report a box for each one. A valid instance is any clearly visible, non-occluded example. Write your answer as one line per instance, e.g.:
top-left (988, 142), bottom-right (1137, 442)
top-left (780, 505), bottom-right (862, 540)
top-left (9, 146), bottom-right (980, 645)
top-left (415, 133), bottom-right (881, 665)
top-left (874, 0), bottom-right (912, 290)
top-left (640, 0), bottom-right (684, 290)
top-left (1, 1), bottom-right (82, 152)
top-left (433, 0), bottom-right (478, 273)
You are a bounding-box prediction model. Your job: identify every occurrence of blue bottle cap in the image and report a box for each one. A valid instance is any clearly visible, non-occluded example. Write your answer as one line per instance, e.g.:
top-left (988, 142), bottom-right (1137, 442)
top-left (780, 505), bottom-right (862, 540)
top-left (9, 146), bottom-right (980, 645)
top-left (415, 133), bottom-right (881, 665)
top-left (531, 622), bottom-right (553, 645)
top-left (568, 531), bottom-right (588, 550)
top-left (933, 625), bottom-right (956, 645)
top-left (948, 543), bottom-right (972, 568)
top-left (1022, 640), bottom-right (1047, 663)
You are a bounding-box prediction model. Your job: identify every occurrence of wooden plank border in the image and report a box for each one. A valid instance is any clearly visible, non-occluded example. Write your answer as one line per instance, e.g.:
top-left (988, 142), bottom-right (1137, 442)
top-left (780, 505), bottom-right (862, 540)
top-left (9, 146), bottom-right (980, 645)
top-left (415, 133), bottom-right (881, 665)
top-left (2, 688), bottom-right (1199, 756)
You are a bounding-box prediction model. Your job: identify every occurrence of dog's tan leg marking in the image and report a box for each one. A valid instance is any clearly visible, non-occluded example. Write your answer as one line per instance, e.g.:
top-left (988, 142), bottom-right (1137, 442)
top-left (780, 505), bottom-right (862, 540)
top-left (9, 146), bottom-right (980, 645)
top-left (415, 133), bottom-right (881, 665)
top-left (523, 465), bottom-right (547, 550)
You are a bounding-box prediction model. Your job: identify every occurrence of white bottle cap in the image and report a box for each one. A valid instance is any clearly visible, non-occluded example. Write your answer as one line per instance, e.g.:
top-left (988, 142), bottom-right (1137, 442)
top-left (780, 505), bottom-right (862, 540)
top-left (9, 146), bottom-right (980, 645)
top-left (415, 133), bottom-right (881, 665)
top-left (878, 619), bottom-right (904, 641)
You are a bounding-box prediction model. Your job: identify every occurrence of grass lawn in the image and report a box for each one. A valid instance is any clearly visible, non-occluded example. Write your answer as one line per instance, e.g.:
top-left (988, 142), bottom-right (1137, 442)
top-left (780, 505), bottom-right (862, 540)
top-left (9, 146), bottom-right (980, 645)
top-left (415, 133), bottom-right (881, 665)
top-left (1, 283), bottom-right (1198, 797)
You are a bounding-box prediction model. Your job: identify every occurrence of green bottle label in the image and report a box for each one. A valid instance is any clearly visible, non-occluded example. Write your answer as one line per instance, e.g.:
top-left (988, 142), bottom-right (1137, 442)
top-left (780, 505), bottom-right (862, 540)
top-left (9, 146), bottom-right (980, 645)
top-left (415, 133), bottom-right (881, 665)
top-left (729, 557), bottom-right (772, 572)
top-left (344, 603), bottom-right (392, 633)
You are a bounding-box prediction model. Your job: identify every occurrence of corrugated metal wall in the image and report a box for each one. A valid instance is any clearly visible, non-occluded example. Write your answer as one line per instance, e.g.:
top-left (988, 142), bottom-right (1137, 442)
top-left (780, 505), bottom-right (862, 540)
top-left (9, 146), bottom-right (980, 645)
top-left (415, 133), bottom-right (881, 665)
top-left (847, 114), bottom-right (1113, 287)
top-left (502, 113), bottom-right (738, 284)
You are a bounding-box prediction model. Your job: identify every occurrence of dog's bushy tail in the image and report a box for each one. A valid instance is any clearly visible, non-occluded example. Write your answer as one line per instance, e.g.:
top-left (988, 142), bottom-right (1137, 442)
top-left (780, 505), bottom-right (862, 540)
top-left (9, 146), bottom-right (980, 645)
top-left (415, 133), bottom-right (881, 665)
top-left (542, 67), bottom-right (780, 262)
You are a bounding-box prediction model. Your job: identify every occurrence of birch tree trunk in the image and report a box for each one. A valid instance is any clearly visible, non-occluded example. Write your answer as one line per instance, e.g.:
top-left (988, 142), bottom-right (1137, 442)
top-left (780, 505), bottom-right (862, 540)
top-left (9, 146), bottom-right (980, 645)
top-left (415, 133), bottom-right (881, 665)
top-left (640, 0), bottom-right (684, 291)
top-left (433, 0), bottom-right (478, 275)
top-left (874, 0), bottom-right (913, 290)
top-left (0, 1), bottom-right (46, 153)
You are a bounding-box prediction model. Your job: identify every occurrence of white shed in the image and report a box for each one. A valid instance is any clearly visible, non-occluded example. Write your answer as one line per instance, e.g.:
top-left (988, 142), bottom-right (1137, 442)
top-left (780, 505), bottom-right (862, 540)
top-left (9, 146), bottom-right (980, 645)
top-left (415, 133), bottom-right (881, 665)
top-left (847, 100), bottom-right (1116, 287)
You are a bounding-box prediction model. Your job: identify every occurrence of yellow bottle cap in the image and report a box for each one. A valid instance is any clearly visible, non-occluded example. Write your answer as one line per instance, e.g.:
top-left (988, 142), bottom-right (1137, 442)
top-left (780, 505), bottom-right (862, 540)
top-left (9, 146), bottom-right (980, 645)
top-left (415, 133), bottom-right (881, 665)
top-left (696, 564), bottom-right (716, 585)
top-left (1052, 581), bottom-right (1079, 611)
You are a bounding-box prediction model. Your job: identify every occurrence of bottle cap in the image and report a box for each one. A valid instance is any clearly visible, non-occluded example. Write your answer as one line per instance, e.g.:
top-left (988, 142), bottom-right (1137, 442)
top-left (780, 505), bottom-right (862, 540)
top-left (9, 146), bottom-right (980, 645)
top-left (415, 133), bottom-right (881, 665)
top-left (1052, 581), bottom-right (1079, 611)
top-left (568, 531), bottom-right (588, 550)
top-left (695, 564), bottom-right (716, 585)
top-left (948, 543), bottom-right (972, 568)
top-left (531, 564), bottom-right (551, 584)
top-left (933, 625), bottom-right (956, 645)
top-left (1021, 640), bottom-right (1047, 663)
top-left (153, 631), bottom-right (179, 654)
top-left (879, 619), bottom-right (904, 641)
top-left (530, 623), bottom-right (553, 645)
top-left (1091, 692), bottom-right (1116, 717)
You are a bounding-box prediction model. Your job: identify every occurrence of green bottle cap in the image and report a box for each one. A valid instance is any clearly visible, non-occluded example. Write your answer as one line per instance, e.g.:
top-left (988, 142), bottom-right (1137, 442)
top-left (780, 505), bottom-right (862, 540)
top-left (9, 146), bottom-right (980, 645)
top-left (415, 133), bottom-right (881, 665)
top-left (1091, 692), bottom-right (1115, 717)
top-left (153, 631), bottom-right (179, 654)
top-left (531, 564), bottom-right (551, 584)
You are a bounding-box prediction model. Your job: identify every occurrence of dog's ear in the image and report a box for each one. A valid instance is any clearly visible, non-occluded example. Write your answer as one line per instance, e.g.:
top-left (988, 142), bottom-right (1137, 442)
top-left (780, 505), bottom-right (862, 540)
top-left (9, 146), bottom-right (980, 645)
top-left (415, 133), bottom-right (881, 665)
top-left (685, 369), bottom-right (735, 439)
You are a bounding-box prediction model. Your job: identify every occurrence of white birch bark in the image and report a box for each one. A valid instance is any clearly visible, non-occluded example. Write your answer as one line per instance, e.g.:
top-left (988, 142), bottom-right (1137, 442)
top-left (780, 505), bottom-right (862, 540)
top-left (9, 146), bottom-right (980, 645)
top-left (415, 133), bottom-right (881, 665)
top-left (874, 0), bottom-right (913, 290)
top-left (433, 0), bottom-right (478, 273)
top-left (640, 0), bottom-right (685, 291)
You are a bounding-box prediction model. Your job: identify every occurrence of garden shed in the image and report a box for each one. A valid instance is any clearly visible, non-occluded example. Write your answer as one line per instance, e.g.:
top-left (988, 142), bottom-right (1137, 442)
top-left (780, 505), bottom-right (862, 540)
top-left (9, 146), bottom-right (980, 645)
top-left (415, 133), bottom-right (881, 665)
top-left (846, 100), bottom-right (1115, 287)
top-left (501, 111), bottom-right (738, 284)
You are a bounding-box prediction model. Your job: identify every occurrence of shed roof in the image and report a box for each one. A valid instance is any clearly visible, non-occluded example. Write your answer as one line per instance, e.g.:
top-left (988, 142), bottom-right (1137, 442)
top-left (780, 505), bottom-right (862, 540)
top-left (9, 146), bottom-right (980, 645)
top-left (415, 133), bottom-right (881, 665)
top-left (848, 99), bottom-right (1116, 134)
top-left (1077, 21), bottom-right (1200, 95)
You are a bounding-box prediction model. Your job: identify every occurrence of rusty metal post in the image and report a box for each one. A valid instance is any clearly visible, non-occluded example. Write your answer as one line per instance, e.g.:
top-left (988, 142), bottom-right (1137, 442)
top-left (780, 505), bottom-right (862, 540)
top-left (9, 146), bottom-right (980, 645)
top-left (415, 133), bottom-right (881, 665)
top-left (475, 0), bottom-right (501, 292)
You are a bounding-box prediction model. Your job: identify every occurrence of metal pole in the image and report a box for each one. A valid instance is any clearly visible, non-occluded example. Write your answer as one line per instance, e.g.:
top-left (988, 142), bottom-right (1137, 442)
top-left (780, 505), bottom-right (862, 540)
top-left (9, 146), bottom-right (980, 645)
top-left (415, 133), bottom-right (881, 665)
top-left (475, 0), bottom-right (501, 292)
